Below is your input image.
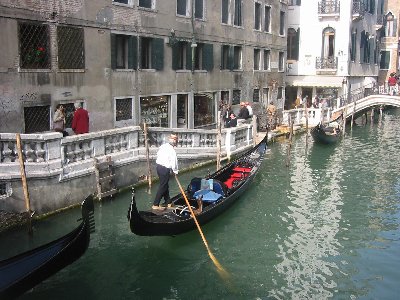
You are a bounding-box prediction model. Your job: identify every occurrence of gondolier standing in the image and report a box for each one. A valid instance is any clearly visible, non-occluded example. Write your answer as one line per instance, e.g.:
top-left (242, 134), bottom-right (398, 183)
top-left (152, 134), bottom-right (179, 210)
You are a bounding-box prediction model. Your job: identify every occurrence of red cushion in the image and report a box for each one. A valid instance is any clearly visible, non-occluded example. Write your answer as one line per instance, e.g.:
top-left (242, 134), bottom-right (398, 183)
top-left (232, 167), bottom-right (252, 173)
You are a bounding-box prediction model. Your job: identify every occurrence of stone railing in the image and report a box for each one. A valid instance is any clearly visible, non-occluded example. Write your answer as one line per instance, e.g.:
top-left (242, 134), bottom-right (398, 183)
top-left (0, 123), bottom-right (254, 181)
top-left (282, 108), bottom-right (332, 127)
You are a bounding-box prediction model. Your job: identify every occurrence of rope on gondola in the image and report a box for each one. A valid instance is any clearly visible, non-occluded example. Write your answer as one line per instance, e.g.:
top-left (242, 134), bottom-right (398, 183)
top-left (174, 174), bottom-right (231, 282)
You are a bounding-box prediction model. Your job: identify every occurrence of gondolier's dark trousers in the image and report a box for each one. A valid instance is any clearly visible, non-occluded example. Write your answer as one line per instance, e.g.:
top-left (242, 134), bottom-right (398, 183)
top-left (153, 164), bottom-right (172, 206)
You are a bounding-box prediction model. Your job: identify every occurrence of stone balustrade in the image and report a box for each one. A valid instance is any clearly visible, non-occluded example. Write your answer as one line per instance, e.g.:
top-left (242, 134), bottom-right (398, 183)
top-left (0, 123), bottom-right (255, 213)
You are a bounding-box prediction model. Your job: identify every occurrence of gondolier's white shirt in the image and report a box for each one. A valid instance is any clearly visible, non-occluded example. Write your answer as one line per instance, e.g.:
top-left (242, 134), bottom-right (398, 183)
top-left (156, 142), bottom-right (179, 174)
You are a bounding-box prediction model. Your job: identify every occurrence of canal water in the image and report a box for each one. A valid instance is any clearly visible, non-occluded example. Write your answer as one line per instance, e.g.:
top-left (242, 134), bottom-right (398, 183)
top-left (1, 110), bottom-right (400, 300)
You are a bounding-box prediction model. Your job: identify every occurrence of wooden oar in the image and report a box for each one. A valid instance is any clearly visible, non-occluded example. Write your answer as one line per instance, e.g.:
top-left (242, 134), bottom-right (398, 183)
top-left (174, 174), bottom-right (230, 281)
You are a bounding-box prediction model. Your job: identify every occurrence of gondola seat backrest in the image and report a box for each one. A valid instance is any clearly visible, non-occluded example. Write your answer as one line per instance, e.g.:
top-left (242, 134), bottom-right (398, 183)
top-left (188, 178), bottom-right (227, 201)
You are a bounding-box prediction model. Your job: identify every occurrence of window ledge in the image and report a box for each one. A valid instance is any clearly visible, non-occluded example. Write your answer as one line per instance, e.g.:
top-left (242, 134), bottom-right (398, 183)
top-left (176, 69), bottom-right (191, 73)
top-left (194, 70), bottom-right (207, 73)
top-left (58, 69), bottom-right (85, 73)
top-left (176, 14), bottom-right (191, 19)
top-left (138, 7), bottom-right (157, 12)
top-left (114, 69), bottom-right (135, 72)
top-left (112, 2), bottom-right (134, 8)
top-left (139, 69), bottom-right (156, 72)
top-left (233, 69), bottom-right (243, 72)
top-left (18, 68), bottom-right (52, 73)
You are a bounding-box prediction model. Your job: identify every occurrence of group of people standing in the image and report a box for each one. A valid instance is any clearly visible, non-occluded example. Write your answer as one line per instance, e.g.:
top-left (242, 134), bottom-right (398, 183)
top-left (220, 101), bottom-right (253, 128)
top-left (52, 103), bottom-right (89, 136)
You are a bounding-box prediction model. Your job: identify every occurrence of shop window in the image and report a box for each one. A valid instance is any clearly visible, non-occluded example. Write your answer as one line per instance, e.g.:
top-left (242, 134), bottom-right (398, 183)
top-left (115, 98), bottom-right (133, 121)
top-left (232, 89), bottom-right (241, 105)
top-left (264, 49), bottom-right (270, 70)
top-left (19, 22), bottom-right (51, 69)
top-left (194, 93), bottom-right (216, 128)
top-left (140, 96), bottom-right (169, 127)
top-left (177, 94), bottom-right (188, 128)
top-left (24, 105), bottom-right (50, 133)
top-left (57, 26), bottom-right (85, 69)
top-left (264, 6), bottom-right (271, 32)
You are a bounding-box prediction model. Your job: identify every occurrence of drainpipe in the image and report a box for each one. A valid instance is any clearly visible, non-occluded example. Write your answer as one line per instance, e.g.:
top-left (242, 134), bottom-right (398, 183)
top-left (188, 0), bottom-right (196, 129)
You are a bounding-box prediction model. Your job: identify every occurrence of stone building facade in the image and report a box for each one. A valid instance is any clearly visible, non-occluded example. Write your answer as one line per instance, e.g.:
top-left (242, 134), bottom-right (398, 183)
top-left (0, 0), bottom-right (287, 134)
top-left (285, 0), bottom-right (384, 109)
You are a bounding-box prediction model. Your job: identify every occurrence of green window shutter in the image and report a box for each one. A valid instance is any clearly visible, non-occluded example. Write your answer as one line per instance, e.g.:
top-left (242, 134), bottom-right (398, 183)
top-left (202, 43), bottom-right (214, 71)
top-left (128, 36), bottom-right (138, 69)
top-left (151, 38), bottom-right (164, 70)
top-left (186, 43), bottom-right (192, 70)
top-left (111, 34), bottom-right (117, 70)
top-left (172, 43), bottom-right (179, 70)
top-left (228, 45), bottom-right (234, 70)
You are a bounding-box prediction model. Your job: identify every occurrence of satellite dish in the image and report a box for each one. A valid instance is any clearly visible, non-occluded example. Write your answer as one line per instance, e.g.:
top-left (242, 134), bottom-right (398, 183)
top-left (96, 7), bottom-right (113, 25)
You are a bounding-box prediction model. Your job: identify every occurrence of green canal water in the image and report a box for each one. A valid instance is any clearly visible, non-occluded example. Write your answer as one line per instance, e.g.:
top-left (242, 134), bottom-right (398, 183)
top-left (1, 110), bottom-right (400, 300)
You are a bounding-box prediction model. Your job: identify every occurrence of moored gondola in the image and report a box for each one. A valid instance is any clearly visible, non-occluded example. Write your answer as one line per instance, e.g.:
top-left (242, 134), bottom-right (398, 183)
top-left (127, 135), bottom-right (268, 236)
top-left (311, 122), bottom-right (341, 144)
top-left (0, 195), bottom-right (95, 299)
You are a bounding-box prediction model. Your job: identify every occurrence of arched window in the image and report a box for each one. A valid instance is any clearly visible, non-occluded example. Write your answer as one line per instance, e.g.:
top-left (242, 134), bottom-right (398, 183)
top-left (287, 28), bottom-right (299, 60)
top-left (385, 12), bottom-right (396, 37)
top-left (322, 27), bottom-right (335, 58)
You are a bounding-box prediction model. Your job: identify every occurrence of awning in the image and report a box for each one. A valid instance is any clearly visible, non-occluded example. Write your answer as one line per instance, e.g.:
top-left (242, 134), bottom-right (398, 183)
top-left (286, 76), bottom-right (343, 87)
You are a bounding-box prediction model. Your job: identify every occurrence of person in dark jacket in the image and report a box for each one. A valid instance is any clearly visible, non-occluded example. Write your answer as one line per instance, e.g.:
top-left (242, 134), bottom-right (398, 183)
top-left (226, 113), bottom-right (237, 128)
top-left (238, 101), bottom-right (249, 119)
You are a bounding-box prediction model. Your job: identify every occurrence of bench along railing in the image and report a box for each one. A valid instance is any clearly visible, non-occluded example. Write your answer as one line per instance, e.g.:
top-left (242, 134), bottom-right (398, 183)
top-left (0, 124), bottom-right (254, 180)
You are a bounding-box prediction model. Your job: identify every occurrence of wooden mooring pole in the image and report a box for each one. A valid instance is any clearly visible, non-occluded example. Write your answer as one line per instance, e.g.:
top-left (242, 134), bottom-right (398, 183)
top-left (216, 113), bottom-right (222, 171)
top-left (16, 133), bottom-right (33, 235)
top-left (143, 123), bottom-right (152, 191)
top-left (286, 115), bottom-right (293, 168)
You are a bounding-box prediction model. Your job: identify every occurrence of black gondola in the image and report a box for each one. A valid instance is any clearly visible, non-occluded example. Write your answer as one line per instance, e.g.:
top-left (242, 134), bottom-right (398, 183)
top-left (311, 123), bottom-right (341, 144)
top-left (128, 135), bottom-right (268, 236)
top-left (0, 195), bottom-right (95, 299)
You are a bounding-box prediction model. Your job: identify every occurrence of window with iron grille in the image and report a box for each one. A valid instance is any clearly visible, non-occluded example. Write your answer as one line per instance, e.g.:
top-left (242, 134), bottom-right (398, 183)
top-left (19, 22), bottom-right (50, 69)
top-left (116, 98), bottom-right (133, 121)
top-left (232, 89), bottom-right (241, 105)
top-left (24, 105), bottom-right (50, 133)
top-left (57, 26), bottom-right (85, 69)
top-left (253, 89), bottom-right (260, 102)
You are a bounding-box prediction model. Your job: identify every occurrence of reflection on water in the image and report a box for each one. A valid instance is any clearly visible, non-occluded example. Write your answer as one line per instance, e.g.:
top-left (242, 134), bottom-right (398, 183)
top-left (1, 110), bottom-right (400, 299)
